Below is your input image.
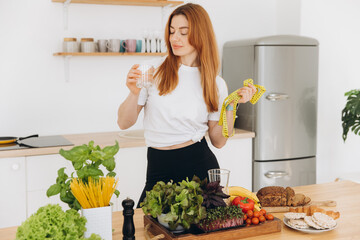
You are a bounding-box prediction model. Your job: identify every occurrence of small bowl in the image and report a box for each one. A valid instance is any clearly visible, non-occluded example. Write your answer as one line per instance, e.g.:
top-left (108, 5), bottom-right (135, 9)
top-left (157, 213), bottom-right (185, 233)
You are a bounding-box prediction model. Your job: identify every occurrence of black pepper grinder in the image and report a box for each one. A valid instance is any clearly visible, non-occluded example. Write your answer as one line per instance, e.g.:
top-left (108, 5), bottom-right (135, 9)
top-left (122, 197), bottom-right (135, 240)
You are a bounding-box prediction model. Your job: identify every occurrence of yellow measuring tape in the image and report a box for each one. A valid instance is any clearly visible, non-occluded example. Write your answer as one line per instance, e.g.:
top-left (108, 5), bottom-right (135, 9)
top-left (219, 79), bottom-right (266, 138)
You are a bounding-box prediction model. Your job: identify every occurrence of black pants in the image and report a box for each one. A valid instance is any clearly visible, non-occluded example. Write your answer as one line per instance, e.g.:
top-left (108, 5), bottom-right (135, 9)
top-left (137, 138), bottom-right (219, 208)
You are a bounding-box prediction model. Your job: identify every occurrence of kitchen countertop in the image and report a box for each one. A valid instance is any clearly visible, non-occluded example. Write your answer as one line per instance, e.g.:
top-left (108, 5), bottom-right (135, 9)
top-left (0, 180), bottom-right (358, 240)
top-left (0, 129), bottom-right (255, 159)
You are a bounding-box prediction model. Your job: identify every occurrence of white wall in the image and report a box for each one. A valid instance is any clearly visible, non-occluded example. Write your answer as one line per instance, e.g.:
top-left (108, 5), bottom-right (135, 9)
top-left (0, 1), bottom-right (163, 136)
top-left (300, 0), bottom-right (360, 183)
top-left (276, 0), bottom-right (301, 34)
top-left (0, 0), bottom-right (278, 136)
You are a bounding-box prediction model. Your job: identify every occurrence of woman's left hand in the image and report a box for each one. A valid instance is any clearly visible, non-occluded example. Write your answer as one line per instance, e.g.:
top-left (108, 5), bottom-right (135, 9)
top-left (236, 84), bottom-right (257, 103)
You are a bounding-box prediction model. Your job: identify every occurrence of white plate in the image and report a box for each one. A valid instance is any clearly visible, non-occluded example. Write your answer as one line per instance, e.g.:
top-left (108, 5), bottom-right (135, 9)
top-left (283, 217), bottom-right (338, 234)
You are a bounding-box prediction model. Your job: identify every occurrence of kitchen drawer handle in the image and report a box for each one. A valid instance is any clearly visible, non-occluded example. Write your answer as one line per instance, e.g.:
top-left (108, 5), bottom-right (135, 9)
top-left (264, 171), bottom-right (288, 178)
top-left (12, 163), bottom-right (20, 171)
top-left (266, 93), bottom-right (289, 101)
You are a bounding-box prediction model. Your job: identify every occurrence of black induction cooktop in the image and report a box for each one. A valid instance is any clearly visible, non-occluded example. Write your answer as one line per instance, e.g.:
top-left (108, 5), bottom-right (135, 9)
top-left (0, 135), bottom-right (74, 151)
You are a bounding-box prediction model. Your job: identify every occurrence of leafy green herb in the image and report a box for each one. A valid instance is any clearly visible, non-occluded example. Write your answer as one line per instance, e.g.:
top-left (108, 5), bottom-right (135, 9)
top-left (197, 205), bottom-right (244, 232)
top-left (16, 204), bottom-right (103, 240)
top-left (47, 141), bottom-right (120, 211)
top-left (342, 89), bottom-right (360, 141)
top-left (140, 178), bottom-right (206, 230)
top-left (201, 180), bottom-right (230, 209)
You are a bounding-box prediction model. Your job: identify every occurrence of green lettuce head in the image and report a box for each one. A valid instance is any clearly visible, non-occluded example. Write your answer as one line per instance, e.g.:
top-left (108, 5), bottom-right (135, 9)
top-left (16, 204), bottom-right (102, 240)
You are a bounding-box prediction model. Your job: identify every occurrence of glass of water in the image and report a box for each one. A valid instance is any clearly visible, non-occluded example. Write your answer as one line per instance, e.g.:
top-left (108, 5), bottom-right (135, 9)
top-left (208, 168), bottom-right (230, 195)
top-left (136, 64), bottom-right (154, 88)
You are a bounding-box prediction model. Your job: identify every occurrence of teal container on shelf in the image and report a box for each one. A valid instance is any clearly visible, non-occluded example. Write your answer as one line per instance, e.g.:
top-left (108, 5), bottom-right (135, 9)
top-left (120, 40), bottom-right (125, 53)
top-left (136, 40), bottom-right (142, 52)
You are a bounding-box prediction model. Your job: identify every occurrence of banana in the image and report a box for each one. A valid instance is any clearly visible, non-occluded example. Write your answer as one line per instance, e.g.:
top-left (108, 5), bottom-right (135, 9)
top-left (254, 203), bottom-right (261, 211)
top-left (229, 195), bottom-right (237, 203)
top-left (228, 186), bottom-right (260, 203)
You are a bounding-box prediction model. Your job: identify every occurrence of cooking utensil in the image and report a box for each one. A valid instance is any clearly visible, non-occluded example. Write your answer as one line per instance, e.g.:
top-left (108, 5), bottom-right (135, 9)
top-left (0, 134), bottom-right (39, 145)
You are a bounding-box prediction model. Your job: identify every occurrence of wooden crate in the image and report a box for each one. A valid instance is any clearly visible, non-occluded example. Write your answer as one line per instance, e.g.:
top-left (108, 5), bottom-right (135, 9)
top-left (143, 215), bottom-right (281, 240)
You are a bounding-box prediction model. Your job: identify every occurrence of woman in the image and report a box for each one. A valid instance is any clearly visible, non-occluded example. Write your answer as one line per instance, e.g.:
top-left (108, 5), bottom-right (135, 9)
top-left (117, 3), bottom-right (256, 207)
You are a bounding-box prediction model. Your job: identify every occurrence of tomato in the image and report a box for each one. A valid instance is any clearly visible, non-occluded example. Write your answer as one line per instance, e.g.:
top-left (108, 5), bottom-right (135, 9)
top-left (260, 209), bottom-right (266, 216)
top-left (246, 218), bottom-right (252, 225)
top-left (266, 214), bottom-right (274, 220)
top-left (247, 210), bottom-right (254, 218)
top-left (259, 215), bottom-right (266, 222)
top-left (232, 196), bottom-right (255, 213)
top-left (253, 211), bottom-right (260, 218)
top-left (243, 214), bottom-right (247, 221)
top-left (252, 217), bottom-right (259, 225)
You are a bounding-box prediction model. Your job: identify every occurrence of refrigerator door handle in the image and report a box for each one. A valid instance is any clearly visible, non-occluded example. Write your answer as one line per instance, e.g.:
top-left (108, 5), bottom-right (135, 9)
top-left (264, 171), bottom-right (289, 179)
top-left (266, 93), bottom-right (289, 101)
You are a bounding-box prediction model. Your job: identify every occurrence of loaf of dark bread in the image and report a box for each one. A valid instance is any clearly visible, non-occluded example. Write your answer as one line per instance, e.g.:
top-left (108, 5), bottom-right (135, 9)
top-left (290, 193), bottom-right (312, 206)
top-left (256, 186), bottom-right (287, 207)
top-left (257, 186), bottom-right (311, 207)
top-left (285, 187), bottom-right (295, 206)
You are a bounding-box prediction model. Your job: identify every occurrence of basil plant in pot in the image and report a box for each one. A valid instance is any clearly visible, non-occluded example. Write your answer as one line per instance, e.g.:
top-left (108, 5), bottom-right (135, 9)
top-left (47, 140), bottom-right (120, 211)
top-left (342, 89), bottom-right (360, 141)
top-left (140, 178), bottom-right (206, 232)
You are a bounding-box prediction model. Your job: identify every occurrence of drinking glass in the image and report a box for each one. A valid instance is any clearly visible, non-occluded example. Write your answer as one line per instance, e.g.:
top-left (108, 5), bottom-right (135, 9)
top-left (208, 168), bottom-right (230, 195)
top-left (137, 64), bottom-right (154, 88)
top-left (154, 31), bottom-right (161, 53)
top-left (148, 31), bottom-right (154, 53)
top-left (143, 30), bottom-right (149, 53)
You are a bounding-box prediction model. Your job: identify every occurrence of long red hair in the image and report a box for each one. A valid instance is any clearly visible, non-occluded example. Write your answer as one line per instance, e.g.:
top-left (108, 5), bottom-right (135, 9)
top-left (154, 3), bottom-right (220, 112)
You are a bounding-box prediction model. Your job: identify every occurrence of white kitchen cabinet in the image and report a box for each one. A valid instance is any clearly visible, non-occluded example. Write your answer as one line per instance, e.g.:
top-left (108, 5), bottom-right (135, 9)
top-left (27, 190), bottom-right (71, 216)
top-left (26, 154), bottom-right (73, 216)
top-left (26, 154), bottom-right (73, 192)
top-left (0, 157), bottom-right (27, 228)
top-left (114, 146), bottom-right (147, 210)
top-left (209, 138), bottom-right (252, 190)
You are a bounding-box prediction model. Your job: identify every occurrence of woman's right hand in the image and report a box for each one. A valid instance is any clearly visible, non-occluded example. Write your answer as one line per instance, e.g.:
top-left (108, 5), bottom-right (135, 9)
top-left (126, 64), bottom-right (142, 95)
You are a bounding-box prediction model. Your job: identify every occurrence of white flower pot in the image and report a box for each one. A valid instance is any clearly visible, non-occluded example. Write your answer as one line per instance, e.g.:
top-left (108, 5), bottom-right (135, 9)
top-left (81, 205), bottom-right (112, 240)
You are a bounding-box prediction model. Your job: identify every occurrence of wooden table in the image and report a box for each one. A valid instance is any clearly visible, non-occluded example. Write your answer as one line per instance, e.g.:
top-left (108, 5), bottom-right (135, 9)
top-left (1, 180), bottom-right (359, 240)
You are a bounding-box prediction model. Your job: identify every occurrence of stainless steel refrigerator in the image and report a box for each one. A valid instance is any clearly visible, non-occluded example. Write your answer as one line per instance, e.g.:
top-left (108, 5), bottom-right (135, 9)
top-left (222, 35), bottom-right (319, 191)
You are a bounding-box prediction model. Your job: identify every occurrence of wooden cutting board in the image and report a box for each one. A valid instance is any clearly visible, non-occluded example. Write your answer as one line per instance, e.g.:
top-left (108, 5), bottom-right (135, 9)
top-left (143, 215), bottom-right (281, 240)
top-left (263, 200), bottom-right (336, 213)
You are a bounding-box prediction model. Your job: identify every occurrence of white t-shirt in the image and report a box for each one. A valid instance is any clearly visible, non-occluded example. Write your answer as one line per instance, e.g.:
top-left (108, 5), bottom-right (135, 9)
top-left (138, 58), bottom-right (228, 148)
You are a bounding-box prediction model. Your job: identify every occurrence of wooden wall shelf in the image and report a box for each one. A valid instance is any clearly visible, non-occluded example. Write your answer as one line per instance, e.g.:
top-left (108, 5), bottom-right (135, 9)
top-left (53, 52), bottom-right (167, 56)
top-left (52, 0), bottom-right (184, 7)
top-left (53, 0), bottom-right (175, 82)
